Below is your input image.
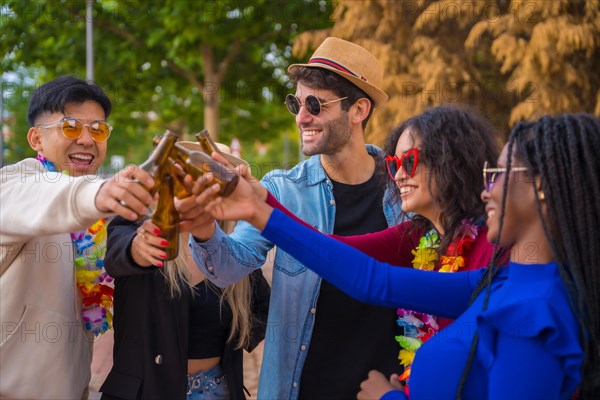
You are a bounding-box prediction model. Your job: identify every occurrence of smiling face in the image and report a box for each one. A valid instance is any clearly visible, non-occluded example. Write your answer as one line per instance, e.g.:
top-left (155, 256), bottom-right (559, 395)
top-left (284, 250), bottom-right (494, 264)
top-left (482, 144), bottom-right (540, 248)
top-left (294, 82), bottom-right (352, 156)
top-left (27, 101), bottom-right (108, 176)
top-left (393, 129), bottom-right (438, 222)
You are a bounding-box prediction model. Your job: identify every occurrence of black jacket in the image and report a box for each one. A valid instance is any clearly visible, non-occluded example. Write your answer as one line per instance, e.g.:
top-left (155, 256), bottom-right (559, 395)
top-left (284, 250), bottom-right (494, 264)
top-left (100, 216), bottom-right (270, 400)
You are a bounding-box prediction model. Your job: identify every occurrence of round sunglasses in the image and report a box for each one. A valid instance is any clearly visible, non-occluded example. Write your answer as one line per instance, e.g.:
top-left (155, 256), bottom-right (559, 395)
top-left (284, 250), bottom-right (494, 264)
top-left (284, 94), bottom-right (348, 116)
top-left (482, 161), bottom-right (528, 192)
top-left (385, 148), bottom-right (420, 180)
top-left (37, 117), bottom-right (113, 143)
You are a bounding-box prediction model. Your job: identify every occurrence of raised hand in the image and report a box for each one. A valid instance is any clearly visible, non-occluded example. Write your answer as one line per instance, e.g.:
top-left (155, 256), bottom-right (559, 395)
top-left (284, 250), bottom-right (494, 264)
top-left (175, 174), bottom-right (216, 240)
top-left (231, 159), bottom-right (268, 202)
top-left (95, 165), bottom-right (154, 220)
top-left (130, 219), bottom-right (169, 268)
top-left (192, 171), bottom-right (260, 223)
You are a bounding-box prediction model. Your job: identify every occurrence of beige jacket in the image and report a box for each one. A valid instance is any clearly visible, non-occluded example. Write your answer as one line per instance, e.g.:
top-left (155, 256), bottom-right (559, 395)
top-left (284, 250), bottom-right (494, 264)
top-left (0, 159), bottom-right (109, 399)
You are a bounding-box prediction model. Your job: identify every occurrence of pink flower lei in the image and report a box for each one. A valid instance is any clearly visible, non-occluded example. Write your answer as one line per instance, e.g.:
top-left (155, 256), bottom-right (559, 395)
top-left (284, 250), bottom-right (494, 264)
top-left (396, 219), bottom-right (479, 392)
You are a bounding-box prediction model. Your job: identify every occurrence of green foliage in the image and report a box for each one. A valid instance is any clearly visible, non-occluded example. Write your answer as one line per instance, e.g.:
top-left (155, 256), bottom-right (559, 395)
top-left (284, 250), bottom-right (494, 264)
top-left (1, 0), bottom-right (334, 167)
top-left (1, 67), bottom-right (42, 162)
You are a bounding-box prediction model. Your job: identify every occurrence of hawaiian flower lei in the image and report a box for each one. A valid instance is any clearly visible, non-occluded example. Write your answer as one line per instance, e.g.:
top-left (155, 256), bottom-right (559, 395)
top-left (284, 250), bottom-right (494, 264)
top-left (396, 220), bottom-right (479, 392)
top-left (36, 155), bottom-right (114, 336)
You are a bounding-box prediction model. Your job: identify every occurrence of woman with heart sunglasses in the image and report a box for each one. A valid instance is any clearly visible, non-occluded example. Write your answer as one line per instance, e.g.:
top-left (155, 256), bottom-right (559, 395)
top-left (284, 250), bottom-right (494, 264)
top-left (196, 113), bottom-right (599, 399)
top-left (193, 105), bottom-right (504, 393)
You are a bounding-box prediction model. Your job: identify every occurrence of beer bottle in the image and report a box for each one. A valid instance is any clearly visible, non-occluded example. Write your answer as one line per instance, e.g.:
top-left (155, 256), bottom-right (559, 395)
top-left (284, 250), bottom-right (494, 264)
top-left (172, 143), bottom-right (239, 197)
top-left (195, 130), bottom-right (226, 158)
top-left (152, 175), bottom-right (179, 260)
top-left (195, 130), bottom-right (247, 167)
top-left (139, 130), bottom-right (178, 194)
top-left (171, 160), bottom-right (191, 199)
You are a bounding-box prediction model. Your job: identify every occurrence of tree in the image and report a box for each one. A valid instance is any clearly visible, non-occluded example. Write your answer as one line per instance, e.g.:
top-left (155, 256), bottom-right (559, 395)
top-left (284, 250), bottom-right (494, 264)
top-left (464, 0), bottom-right (600, 124)
top-left (0, 0), bottom-right (334, 164)
top-left (294, 0), bottom-right (600, 145)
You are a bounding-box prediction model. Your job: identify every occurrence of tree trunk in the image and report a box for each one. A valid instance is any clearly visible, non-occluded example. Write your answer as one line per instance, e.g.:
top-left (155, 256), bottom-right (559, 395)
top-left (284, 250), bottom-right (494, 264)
top-left (202, 44), bottom-right (220, 141)
top-left (204, 92), bottom-right (219, 141)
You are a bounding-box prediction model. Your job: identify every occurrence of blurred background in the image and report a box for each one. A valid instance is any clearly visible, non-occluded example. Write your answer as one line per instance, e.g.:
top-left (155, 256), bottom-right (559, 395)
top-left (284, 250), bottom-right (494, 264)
top-left (2, 1), bottom-right (599, 397)
top-left (2, 0), bottom-right (599, 177)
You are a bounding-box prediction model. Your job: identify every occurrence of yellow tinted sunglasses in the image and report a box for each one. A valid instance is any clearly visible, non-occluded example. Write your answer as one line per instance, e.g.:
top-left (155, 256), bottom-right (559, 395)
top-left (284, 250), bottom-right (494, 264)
top-left (37, 117), bottom-right (113, 142)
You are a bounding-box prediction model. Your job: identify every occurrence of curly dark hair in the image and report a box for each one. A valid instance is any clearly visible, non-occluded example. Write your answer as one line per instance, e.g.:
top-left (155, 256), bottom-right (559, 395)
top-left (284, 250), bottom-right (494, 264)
top-left (458, 113), bottom-right (600, 398)
top-left (384, 104), bottom-right (500, 254)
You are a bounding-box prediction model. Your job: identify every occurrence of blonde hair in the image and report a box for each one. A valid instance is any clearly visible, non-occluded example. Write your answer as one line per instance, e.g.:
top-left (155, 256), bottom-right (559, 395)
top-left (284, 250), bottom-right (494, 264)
top-left (162, 227), bottom-right (253, 349)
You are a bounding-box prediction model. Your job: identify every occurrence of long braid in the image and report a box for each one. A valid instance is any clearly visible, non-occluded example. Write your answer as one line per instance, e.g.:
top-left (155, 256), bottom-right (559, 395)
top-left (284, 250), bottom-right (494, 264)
top-left (457, 114), bottom-right (600, 397)
top-left (520, 114), bottom-right (600, 396)
top-left (456, 131), bottom-right (519, 398)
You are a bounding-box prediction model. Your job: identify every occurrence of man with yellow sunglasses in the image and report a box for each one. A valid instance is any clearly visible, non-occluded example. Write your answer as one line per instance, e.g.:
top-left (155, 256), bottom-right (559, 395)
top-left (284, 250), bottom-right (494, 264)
top-left (0, 75), bottom-right (154, 399)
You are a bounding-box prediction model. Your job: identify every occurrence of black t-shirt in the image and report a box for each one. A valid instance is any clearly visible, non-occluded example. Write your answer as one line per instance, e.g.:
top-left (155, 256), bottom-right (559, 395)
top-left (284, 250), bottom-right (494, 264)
top-left (299, 173), bottom-right (401, 400)
top-left (187, 281), bottom-right (231, 359)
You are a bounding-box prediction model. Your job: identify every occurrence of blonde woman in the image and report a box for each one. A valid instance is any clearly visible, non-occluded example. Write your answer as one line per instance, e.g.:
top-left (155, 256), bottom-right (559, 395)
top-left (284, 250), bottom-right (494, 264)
top-left (100, 145), bottom-right (270, 400)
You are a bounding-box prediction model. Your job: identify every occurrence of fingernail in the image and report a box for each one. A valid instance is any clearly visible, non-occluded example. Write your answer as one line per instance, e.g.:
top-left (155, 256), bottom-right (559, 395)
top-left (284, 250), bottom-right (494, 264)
top-left (160, 240), bottom-right (169, 246)
top-left (156, 262), bottom-right (164, 268)
top-left (154, 228), bottom-right (161, 235)
top-left (159, 253), bottom-right (167, 260)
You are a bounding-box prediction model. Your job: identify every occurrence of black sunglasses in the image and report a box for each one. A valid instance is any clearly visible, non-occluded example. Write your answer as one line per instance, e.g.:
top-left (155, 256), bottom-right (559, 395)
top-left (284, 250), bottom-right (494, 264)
top-left (284, 94), bottom-right (348, 116)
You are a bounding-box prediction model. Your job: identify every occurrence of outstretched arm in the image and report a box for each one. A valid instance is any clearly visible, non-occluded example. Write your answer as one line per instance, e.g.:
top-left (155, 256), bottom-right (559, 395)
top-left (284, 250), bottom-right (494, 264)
top-left (260, 209), bottom-right (482, 318)
top-left (266, 192), bottom-right (416, 266)
top-left (196, 171), bottom-right (482, 318)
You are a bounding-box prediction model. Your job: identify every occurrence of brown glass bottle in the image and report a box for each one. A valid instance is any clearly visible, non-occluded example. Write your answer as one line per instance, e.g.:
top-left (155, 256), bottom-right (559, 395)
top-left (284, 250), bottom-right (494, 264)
top-left (194, 130), bottom-right (226, 157)
top-left (195, 130), bottom-right (247, 167)
top-left (171, 160), bottom-right (191, 199)
top-left (152, 175), bottom-right (179, 260)
top-left (172, 143), bottom-right (239, 197)
top-left (139, 130), bottom-right (178, 194)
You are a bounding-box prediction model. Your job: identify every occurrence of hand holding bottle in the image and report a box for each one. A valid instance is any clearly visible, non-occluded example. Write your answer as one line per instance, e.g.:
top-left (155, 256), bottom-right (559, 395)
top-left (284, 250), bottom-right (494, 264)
top-left (192, 165), bottom-right (273, 231)
top-left (131, 219), bottom-right (171, 268)
top-left (174, 173), bottom-right (216, 240)
top-left (95, 165), bottom-right (155, 220)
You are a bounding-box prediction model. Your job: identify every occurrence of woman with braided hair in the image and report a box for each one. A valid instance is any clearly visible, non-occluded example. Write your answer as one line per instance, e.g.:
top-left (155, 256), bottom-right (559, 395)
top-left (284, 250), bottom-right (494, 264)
top-left (194, 113), bottom-right (599, 399)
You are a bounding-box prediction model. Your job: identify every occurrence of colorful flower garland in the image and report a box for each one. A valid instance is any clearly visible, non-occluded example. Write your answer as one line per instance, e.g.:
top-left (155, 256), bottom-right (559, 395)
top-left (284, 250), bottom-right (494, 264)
top-left (36, 155), bottom-right (114, 336)
top-left (396, 220), bottom-right (479, 392)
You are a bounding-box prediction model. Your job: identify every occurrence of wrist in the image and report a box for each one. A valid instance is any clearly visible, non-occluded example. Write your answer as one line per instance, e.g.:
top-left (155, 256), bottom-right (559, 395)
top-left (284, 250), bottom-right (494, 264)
top-left (248, 198), bottom-right (273, 231)
top-left (192, 220), bottom-right (216, 242)
top-left (94, 180), bottom-right (110, 212)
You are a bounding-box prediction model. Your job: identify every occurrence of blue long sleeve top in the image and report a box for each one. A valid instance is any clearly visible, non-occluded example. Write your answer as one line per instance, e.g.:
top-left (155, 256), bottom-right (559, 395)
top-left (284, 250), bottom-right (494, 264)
top-left (262, 209), bottom-right (584, 399)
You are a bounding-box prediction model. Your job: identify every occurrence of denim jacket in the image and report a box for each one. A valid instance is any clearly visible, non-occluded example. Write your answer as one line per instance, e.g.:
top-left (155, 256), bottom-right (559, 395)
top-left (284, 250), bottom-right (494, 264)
top-left (190, 145), bottom-right (405, 400)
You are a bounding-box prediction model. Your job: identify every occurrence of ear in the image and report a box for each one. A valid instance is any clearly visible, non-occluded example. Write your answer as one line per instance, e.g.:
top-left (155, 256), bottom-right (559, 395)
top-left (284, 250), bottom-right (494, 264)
top-left (27, 127), bottom-right (44, 152)
top-left (534, 177), bottom-right (545, 201)
top-left (350, 98), bottom-right (371, 125)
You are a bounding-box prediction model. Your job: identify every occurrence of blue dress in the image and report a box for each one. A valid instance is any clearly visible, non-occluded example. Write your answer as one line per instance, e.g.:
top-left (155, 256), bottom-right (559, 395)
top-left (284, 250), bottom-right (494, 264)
top-left (262, 209), bottom-right (583, 399)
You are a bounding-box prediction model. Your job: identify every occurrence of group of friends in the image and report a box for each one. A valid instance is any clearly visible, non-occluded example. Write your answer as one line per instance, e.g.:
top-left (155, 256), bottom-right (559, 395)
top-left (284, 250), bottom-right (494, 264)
top-left (0, 37), bottom-right (598, 400)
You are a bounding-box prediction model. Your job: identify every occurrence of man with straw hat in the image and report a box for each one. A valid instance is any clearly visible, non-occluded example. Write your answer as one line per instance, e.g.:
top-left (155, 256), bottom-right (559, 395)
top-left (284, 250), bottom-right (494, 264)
top-left (188, 37), bottom-right (406, 399)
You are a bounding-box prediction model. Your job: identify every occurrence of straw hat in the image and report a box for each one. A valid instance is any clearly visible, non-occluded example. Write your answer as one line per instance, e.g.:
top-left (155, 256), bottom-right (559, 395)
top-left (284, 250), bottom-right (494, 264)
top-left (288, 37), bottom-right (388, 107)
top-left (177, 141), bottom-right (248, 167)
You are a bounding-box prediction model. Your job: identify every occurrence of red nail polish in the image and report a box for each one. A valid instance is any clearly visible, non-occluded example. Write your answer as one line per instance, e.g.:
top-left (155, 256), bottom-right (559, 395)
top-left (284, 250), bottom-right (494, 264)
top-left (154, 228), bottom-right (161, 235)
top-left (157, 262), bottom-right (164, 268)
top-left (159, 253), bottom-right (167, 260)
top-left (160, 240), bottom-right (169, 246)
